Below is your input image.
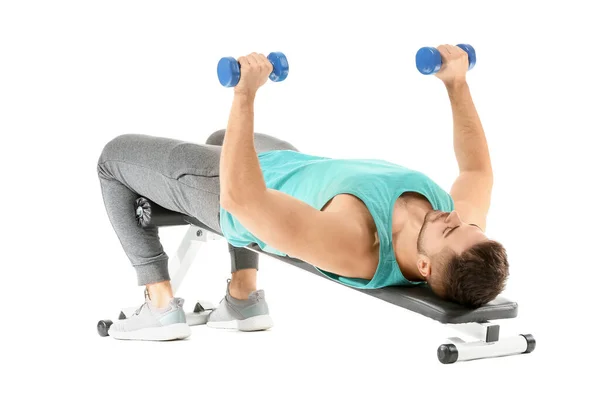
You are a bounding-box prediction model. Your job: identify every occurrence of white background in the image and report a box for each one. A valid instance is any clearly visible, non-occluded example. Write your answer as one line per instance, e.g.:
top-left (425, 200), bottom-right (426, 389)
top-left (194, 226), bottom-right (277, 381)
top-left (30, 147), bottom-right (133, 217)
top-left (1, 0), bottom-right (598, 398)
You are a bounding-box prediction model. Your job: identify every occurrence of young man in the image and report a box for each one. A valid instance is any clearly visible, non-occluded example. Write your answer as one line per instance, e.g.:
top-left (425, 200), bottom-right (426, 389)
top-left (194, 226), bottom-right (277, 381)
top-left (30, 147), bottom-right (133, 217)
top-left (97, 45), bottom-right (508, 341)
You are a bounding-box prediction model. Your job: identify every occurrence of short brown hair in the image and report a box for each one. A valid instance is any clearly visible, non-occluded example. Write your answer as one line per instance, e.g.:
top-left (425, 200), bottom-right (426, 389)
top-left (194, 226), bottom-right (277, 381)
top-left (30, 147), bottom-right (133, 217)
top-left (429, 240), bottom-right (509, 308)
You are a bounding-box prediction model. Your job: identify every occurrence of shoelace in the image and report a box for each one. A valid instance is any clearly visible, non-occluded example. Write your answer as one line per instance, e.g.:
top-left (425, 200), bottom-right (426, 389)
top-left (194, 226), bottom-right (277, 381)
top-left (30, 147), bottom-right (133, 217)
top-left (133, 302), bottom-right (147, 316)
top-left (131, 288), bottom-right (152, 317)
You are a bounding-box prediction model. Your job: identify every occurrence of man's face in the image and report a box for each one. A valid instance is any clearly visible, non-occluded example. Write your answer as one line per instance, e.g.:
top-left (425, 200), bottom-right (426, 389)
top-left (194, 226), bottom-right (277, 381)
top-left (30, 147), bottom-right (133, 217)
top-left (417, 210), bottom-right (488, 257)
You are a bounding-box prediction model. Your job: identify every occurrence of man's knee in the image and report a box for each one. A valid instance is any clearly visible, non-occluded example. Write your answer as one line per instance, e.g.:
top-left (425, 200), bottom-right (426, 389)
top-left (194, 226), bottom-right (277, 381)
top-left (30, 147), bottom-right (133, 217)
top-left (98, 133), bottom-right (138, 165)
top-left (206, 129), bottom-right (226, 146)
top-left (205, 130), bottom-right (299, 152)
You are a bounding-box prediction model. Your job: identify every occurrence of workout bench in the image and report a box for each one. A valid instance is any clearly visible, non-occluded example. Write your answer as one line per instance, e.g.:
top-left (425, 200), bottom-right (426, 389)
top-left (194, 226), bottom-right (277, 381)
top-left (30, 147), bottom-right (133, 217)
top-left (97, 197), bottom-right (536, 364)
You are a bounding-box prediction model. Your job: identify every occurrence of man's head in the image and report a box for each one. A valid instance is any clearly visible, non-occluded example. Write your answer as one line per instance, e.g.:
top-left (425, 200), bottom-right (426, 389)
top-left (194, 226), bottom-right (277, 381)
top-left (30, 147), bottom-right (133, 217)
top-left (416, 210), bottom-right (509, 308)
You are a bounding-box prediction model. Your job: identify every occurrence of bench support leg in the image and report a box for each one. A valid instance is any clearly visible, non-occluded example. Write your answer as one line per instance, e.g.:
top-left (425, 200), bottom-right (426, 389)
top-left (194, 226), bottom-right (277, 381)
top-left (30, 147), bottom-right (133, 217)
top-left (438, 321), bottom-right (536, 364)
top-left (169, 226), bottom-right (220, 294)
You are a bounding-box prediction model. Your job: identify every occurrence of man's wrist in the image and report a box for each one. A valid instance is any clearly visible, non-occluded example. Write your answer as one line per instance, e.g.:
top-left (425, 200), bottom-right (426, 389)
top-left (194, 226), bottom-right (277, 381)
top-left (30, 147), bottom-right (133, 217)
top-left (233, 91), bottom-right (256, 103)
top-left (444, 79), bottom-right (468, 92)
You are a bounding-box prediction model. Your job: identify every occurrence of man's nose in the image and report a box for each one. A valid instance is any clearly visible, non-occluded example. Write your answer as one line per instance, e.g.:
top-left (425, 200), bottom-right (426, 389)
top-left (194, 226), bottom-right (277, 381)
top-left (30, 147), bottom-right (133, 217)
top-left (445, 210), bottom-right (461, 224)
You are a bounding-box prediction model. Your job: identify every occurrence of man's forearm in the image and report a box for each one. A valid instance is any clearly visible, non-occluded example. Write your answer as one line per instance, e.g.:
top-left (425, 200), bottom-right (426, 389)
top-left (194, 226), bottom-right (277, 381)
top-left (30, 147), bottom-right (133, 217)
top-left (446, 81), bottom-right (492, 173)
top-left (219, 93), bottom-right (267, 207)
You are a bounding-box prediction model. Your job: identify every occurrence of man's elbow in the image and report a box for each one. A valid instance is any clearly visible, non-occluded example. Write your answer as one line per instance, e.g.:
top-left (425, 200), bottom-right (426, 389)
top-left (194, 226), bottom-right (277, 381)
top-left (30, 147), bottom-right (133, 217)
top-left (220, 186), bottom-right (238, 212)
top-left (220, 195), bottom-right (237, 213)
top-left (220, 189), bottom-right (265, 213)
top-left (481, 167), bottom-right (493, 185)
top-left (478, 169), bottom-right (494, 192)
top-left (462, 165), bottom-right (493, 180)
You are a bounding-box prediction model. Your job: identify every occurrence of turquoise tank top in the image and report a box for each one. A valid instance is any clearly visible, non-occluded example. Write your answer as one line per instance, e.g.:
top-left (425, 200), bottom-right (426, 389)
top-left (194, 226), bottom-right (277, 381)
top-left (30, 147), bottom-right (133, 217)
top-left (219, 150), bottom-right (455, 289)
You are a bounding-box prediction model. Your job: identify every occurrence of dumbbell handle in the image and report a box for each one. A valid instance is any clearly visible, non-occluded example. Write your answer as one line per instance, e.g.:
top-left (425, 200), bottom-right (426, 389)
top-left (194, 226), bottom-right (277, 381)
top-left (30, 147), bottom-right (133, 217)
top-left (416, 44), bottom-right (476, 75)
top-left (217, 52), bottom-right (289, 88)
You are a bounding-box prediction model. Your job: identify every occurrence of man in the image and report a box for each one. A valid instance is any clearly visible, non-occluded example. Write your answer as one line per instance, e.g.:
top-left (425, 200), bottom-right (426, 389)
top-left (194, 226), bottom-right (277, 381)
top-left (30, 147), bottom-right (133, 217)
top-left (97, 44), bottom-right (508, 341)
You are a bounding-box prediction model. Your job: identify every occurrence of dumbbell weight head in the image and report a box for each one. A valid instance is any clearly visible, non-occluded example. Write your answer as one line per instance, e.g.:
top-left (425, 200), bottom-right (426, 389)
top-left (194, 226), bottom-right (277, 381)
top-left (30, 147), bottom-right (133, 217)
top-left (456, 44), bottom-right (476, 70)
top-left (217, 56), bottom-right (241, 88)
top-left (267, 51), bottom-right (289, 82)
top-left (415, 47), bottom-right (443, 75)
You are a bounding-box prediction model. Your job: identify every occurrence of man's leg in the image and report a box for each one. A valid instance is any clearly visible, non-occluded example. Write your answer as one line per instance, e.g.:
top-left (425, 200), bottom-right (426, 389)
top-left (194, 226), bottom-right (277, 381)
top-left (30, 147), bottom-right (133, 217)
top-left (205, 129), bottom-right (299, 330)
top-left (97, 161), bottom-right (174, 307)
top-left (227, 245), bottom-right (258, 299)
top-left (97, 133), bottom-right (223, 339)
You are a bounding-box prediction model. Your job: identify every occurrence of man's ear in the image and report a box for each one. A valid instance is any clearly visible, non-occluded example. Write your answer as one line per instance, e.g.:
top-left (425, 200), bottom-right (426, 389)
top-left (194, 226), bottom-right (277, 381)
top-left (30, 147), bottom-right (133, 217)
top-left (417, 256), bottom-right (432, 279)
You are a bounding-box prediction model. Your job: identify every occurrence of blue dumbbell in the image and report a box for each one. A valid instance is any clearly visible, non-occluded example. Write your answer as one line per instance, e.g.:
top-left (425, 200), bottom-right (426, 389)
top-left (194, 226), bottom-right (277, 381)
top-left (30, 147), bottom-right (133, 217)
top-left (217, 52), bottom-right (289, 87)
top-left (415, 44), bottom-right (476, 75)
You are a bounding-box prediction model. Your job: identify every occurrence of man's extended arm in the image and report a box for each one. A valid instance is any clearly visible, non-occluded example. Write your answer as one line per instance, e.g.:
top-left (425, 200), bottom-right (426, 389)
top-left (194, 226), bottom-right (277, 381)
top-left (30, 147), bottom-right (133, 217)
top-left (219, 92), bottom-right (267, 206)
top-left (435, 44), bottom-right (493, 230)
top-left (446, 81), bottom-right (492, 173)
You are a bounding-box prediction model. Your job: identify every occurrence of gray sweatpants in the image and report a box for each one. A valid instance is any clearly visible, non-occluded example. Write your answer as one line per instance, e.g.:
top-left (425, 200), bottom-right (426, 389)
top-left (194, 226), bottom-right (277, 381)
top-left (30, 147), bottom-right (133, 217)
top-left (97, 129), bottom-right (299, 286)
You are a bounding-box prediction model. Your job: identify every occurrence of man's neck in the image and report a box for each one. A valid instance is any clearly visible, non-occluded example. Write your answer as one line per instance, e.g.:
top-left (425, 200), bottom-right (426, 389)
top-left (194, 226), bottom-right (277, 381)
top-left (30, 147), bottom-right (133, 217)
top-left (391, 198), bottom-right (429, 282)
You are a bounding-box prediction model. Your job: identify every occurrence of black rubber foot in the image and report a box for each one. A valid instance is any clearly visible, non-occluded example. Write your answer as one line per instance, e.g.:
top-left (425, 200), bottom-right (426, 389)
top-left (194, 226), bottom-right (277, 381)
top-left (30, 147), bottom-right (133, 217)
top-left (521, 334), bottom-right (536, 353)
top-left (193, 302), bottom-right (205, 313)
top-left (97, 319), bottom-right (113, 337)
top-left (437, 343), bottom-right (459, 364)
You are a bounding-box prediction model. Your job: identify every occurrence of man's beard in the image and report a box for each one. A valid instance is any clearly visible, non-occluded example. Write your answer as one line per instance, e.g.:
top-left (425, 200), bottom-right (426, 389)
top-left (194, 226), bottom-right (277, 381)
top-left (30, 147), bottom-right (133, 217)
top-left (416, 210), bottom-right (450, 254)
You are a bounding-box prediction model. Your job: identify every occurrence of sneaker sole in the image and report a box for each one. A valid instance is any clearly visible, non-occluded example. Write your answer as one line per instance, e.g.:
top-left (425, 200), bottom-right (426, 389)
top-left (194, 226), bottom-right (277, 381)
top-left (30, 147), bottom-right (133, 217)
top-left (108, 322), bottom-right (192, 341)
top-left (207, 315), bottom-right (274, 331)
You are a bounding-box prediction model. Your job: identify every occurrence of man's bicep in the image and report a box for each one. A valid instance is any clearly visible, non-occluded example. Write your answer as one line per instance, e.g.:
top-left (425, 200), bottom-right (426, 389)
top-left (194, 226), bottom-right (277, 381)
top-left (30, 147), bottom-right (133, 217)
top-left (450, 171), bottom-right (493, 231)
